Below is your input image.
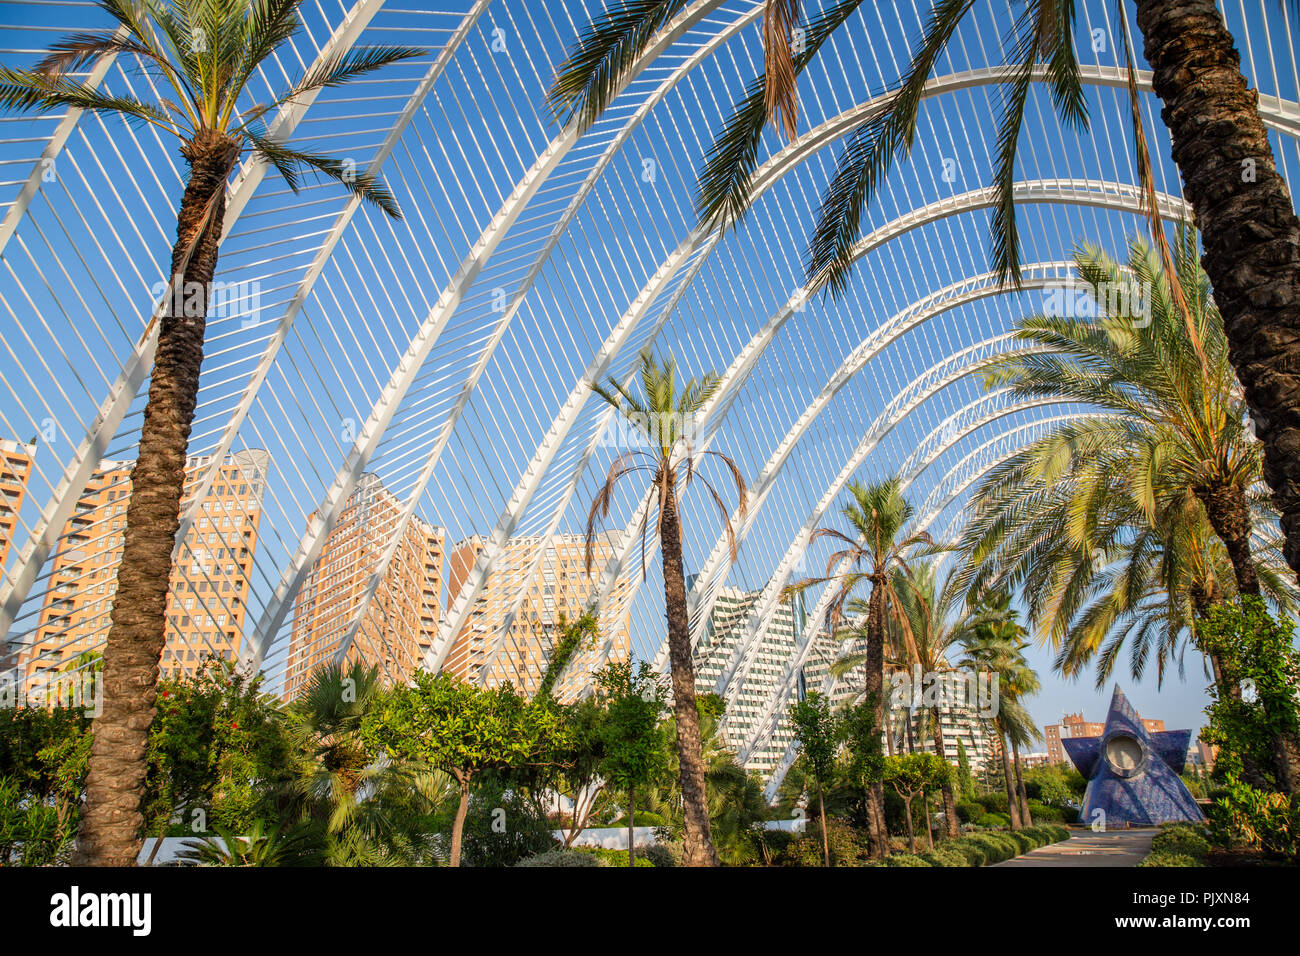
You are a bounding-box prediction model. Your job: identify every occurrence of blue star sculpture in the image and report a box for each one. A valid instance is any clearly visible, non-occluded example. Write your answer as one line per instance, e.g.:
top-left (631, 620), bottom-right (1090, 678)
top-left (1061, 686), bottom-right (1204, 827)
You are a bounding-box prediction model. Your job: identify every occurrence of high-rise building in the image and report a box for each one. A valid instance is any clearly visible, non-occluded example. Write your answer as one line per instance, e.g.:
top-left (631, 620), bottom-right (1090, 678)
top-left (0, 438), bottom-right (36, 571)
top-left (442, 532), bottom-right (631, 699)
top-left (284, 473), bottom-right (444, 698)
top-left (693, 584), bottom-right (806, 775)
top-left (22, 450), bottom-right (268, 686)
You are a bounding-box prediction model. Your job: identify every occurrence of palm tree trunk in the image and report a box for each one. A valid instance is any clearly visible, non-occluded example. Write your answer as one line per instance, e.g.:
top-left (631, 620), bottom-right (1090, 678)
top-left (1195, 483), bottom-right (1259, 596)
top-left (922, 792), bottom-right (934, 850)
top-left (658, 478), bottom-right (719, 866)
top-left (998, 731), bottom-right (1022, 830)
top-left (72, 131), bottom-right (239, 867)
top-left (818, 783), bottom-right (830, 867)
top-left (902, 794), bottom-right (916, 853)
top-left (863, 580), bottom-right (889, 858)
top-left (931, 706), bottom-right (960, 839)
top-left (450, 773), bottom-right (471, 867)
top-left (1011, 737), bottom-right (1033, 827)
top-left (1135, 0), bottom-right (1300, 582)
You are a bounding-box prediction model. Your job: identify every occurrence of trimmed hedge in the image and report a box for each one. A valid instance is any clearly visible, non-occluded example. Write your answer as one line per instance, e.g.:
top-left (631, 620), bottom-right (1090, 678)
top-left (870, 823), bottom-right (1070, 867)
top-left (975, 812), bottom-right (1010, 829)
top-left (515, 848), bottom-right (602, 867)
top-left (1137, 850), bottom-right (1202, 868)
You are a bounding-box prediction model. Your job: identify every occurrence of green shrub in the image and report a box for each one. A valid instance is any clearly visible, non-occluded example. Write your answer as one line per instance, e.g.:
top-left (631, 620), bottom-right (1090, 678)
top-left (918, 845), bottom-right (971, 867)
top-left (1138, 850), bottom-right (1203, 868)
top-left (944, 838), bottom-right (988, 866)
top-left (882, 852), bottom-right (933, 866)
top-left (1028, 802), bottom-right (1065, 823)
top-left (574, 846), bottom-right (654, 867)
top-left (1151, 824), bottom-right (1211, 861)
top-left (975, 792), bottom-right (1010, 815)
top-left (643, 840), bottom-right (680, 867)
top-left (516, 848), bottom-right (602, 867)
top-left (976, 812), bottom-right (1009, 829)
top-left (966, 832), bottom-right (1018, 863)
top-left (955, 801), bottom-right (984, 824)
top-left (1007, 830), bottom-right (1036, 853)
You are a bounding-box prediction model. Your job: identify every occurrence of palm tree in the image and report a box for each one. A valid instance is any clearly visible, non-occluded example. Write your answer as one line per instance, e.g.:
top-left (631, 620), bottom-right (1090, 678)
top-left (958, 608), bottom-right (1039, 830)
top-left (0, 0), bottom-right (419, 866)
top-left (886, 561), bottom-right (1002, 838)
top-left (549, 0), bottom-right (1300, 592)
top-left (585, 352), bottom-right (747, 867)
top-left (957, 231), bottom-right (1299, 788)
top-left (788, 476), bottom-right (930, 857)
top-left (283, 663), bottom-right (449, 866)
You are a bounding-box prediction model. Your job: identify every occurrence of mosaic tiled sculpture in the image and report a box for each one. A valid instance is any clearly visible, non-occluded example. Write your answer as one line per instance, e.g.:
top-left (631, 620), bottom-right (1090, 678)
top-left (1061, 686), bottom-right (1205, 827)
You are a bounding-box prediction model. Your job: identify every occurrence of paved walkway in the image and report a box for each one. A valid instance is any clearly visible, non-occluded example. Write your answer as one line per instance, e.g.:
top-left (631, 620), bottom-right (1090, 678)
top-left (995, 828), bottom-right (1156, 867)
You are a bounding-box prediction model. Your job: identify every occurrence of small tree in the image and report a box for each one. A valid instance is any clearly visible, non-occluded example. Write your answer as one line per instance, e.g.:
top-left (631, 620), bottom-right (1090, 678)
top-left (789, 691), bottom-right (840, 867)
top-left (596, 661), bottom-right (666, 866)
top-left (840, 697), bottom-right (886, 855)
top-left (884, 752), bottom-right (949, 854)
top-left (956, 740), bottom-right (974, 801)
top-left (362, 673), bottom-right (568, 866)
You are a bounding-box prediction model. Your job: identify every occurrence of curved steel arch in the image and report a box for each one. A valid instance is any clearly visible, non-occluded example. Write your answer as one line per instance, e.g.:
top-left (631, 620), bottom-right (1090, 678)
top-left (715, 382), bottom-right (1065, 739)
top-left (734, 408), bottom-right (1101, 767)
top-left (0, 0), bottom-right (391, 640)
top-left (474, 57), bottom-right (1300, 688)
top-left (327, 0), bottom-right (768, 670)
top-left (582, 174), bottom-right (1182, 683)
top-left (244, 0), bottom-right (729, 671)
top-left (758, 412), bottom-right (1106, 796)
top-left (428, 53), bottom-right (1233, 681)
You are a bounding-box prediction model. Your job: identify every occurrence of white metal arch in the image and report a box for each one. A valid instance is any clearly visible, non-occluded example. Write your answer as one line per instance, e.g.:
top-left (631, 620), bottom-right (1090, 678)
top-left (244, 0), bottom-right (727, 671)
top-left (575, 175), bottom-right (1183, 687)
top-left (734, 408), bottom-right (1103, 767)
top-left (427, 55), bottom-right (1231, 682)
top-left (473, 57), bottom-right (1300, 690)
top-left (328, 0), bottom-right (768, 669)
top-left (758, 412), bottom-right (1108, 798)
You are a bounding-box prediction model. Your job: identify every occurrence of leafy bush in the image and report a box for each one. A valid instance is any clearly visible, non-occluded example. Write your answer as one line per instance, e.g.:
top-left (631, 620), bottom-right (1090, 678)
top-left (1027, 802), bottom-right (1064, 823)
top-left (459, 781), bottom-right (558, 867)
top-left (1208, 780), bottom-right (1300, 862)
top-left (974, 792), bottom-right (1010, 815)
top-left (1006, 830), bottom-right (1036, 853)
top-left (643, 840), bottom-right (680, 867)
top-left (955, 801), bottom-right (984, 824)
top-left (881, 852), bottom-right (933, 866)
top-left (976, 812), bottom-right (1009, 829)
top-left (516, 848), bottom-right (602, 867)
top-left (965, 832), bottom-right (1019, 863)
top-left (943, 839), bottom-right (988, 866)
top-left (1138, 850), bottom-right (1203, 868)
top-left (918, 845), bottom-right (972, 867)
top-left (1151, 823), bottom-right (1210, 860)
top-left (574, 846), bottom-right (654, 867)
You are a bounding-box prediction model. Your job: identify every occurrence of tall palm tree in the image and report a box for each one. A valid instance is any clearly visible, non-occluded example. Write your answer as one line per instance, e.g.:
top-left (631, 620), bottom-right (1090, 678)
top-left (585, 352), bottom-right (747, 867)
top-left (886, 561), bottom-right (1003, 838)
top-left (0, 0), bottom-right (419, 866)
top-left (958, 607), bottom-right (1039, 830)
top-left (549, 0), bottom-right (1300, 591)
top-left (788, 476), bottom-right (930, 857)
